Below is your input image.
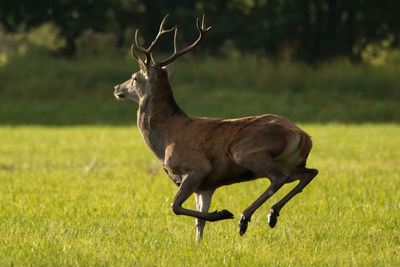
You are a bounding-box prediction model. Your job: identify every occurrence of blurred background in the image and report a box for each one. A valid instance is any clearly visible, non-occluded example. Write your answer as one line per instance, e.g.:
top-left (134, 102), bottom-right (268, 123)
top-left (1, 0), bottom-right (399, 124)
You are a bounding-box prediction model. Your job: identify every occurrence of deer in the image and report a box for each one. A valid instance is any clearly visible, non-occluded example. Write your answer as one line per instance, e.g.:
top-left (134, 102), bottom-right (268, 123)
top-left (114, 14), bottom-right (318, 241)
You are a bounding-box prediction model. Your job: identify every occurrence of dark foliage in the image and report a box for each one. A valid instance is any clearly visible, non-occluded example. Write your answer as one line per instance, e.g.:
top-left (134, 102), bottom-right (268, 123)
top-left (1, 0), bottom-right (400, 62)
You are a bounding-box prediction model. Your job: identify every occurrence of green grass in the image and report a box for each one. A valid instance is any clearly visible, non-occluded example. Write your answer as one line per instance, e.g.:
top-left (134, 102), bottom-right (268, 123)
top-left (0, 52), bottom-right (399, 265)
top-left (1, 124), bottom-right (399, 265)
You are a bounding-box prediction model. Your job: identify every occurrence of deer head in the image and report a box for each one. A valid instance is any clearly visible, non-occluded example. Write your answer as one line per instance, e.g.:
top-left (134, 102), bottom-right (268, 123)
top-left (114, 14), bottom-right (212, 103)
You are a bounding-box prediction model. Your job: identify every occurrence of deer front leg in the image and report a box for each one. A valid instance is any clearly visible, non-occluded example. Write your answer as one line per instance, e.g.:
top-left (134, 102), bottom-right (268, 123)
top-left (195, 190), bottom-right (215, 241)
top-left (171, 172), bottom-right (234, 222)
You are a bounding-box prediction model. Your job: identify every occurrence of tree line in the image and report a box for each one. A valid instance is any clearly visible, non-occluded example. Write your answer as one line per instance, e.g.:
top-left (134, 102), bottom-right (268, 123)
top-left (1, 0), bottom-right (399, 62)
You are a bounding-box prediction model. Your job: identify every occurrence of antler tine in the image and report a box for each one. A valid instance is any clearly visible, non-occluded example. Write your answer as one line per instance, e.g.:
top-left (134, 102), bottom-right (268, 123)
top-left (173, 27), bottom-right (178, 54)
top-left (154, 15), bottom-right (212, 67)
top-left (202, 14), bottom-right (212, 31)
top-left (134, 28), bottom-right (151, 64)
top-left (132, 14), bottom-right (177, 65)
top-left (147, 14), bottom-right (177, 54)
top-left (151, 27), bottom-right (178, 66)
top-left (130, 43), bottom-right (140, 61)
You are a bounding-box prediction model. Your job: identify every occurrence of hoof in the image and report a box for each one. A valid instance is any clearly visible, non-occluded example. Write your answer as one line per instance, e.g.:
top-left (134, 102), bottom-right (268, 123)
top-left (268, 209), bottom-right (279, 228)
top-left (220, 209), bottom-right (235, 220)
top-left (209, 209), bottom-right (234, 221)
top-left (238, 215), bottom-right (250, 236)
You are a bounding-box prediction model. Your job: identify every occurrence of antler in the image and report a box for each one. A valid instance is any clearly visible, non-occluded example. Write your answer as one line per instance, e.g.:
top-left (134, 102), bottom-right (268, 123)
top-left (131, 14), bottom-right (212, 67)
top-left (155, 15), bottom-right (212, 67)
top-left (131, 14), bottom-right (177, 65)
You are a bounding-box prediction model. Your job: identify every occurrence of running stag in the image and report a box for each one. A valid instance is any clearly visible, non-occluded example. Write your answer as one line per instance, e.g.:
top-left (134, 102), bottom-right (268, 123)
top-left (114, 15), bottom-right (318, 240)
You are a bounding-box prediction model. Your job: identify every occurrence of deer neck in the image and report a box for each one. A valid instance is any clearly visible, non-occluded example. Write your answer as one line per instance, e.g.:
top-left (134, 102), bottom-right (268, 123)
top-left (137, 84), bottom-right (186, 160)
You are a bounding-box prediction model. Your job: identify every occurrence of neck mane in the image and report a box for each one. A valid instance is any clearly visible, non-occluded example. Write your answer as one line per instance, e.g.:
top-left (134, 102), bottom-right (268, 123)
top-left (137, 79), bottom-right (187, 160)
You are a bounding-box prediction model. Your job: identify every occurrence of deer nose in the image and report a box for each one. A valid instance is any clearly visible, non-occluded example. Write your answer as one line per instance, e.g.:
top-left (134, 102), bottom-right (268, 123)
top-left (114, 85), bottom-right (120, 91)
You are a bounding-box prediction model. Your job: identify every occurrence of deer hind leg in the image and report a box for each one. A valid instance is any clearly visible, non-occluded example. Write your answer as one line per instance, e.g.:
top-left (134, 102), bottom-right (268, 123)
top-left (195, 190), bottom-right (215, 241)
top-left (268, 167), bottom-right (318, 228)
top-left (171, 171), bottom-right (234, 222)
top-left (238, 167), bottom-right (287, 236)
top-left (234, 153), bottom-right (289, 236)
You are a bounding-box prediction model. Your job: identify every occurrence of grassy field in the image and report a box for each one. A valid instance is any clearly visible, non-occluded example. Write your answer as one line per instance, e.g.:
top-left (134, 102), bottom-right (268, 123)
top-left (0, 124), bottom-right (399, 265)
top-left (0, 53), bottom-right (399, 124)
top-left (0, 53), bottom-right (399, 265)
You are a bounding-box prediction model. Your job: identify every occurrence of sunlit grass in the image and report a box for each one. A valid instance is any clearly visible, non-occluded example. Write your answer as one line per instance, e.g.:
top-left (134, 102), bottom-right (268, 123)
top-left (1, 124), bottom-right (399, 265)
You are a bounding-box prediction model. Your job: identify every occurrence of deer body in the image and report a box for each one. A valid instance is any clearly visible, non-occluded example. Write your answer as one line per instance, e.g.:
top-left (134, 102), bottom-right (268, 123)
top-left (114, 15), bottom-right (318, 240)
top-left (153, 115), bottom-right (310, 189)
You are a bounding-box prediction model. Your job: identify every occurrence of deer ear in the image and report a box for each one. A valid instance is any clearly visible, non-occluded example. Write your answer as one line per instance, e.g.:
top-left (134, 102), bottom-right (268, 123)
top-left (162, 64), bottom-right (173, 77)
top-left (138, 58), bottom-right (150, 78)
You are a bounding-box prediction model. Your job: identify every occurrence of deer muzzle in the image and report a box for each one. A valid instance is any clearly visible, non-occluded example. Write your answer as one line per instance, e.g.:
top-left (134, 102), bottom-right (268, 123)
top-left (114, 85), bottom-right (125, 98)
